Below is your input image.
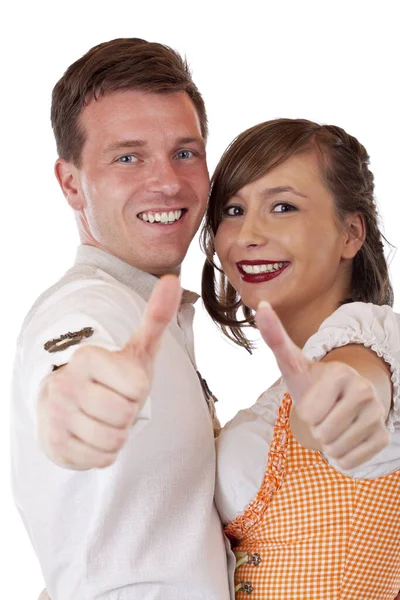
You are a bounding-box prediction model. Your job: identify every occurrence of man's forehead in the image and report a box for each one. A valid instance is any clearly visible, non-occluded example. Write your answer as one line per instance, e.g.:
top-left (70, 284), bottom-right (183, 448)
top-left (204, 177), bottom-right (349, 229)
top-left (80, 90), bottom-right (204, 143)
top-left (83, 89), bottom-right (196, 118)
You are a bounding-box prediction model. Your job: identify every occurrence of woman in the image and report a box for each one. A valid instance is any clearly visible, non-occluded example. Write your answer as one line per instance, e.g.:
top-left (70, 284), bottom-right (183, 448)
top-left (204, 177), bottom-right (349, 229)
top-left (202, 119), bottom-right (400, 598)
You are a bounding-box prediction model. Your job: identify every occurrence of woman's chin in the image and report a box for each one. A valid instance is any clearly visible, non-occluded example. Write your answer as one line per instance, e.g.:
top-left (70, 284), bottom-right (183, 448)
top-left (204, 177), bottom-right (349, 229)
top-left (243, 292), bottom-right (272, 313)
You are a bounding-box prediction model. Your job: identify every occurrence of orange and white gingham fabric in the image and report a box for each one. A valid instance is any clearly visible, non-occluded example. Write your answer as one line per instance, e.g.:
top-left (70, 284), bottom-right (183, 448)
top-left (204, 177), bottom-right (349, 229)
top-left (225, 394), bottom-right (400, 599)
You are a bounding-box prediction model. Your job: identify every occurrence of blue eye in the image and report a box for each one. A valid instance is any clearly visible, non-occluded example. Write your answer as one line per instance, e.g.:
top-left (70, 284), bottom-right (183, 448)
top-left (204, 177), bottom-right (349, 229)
top-left (272, 203), bottom-right (297, 213)
top-left (222, 205), bottom-right (244, 217)
top-left (176, 150), bottom-right (194, 160)
top-left (117, 155), bottom-right (138, 163)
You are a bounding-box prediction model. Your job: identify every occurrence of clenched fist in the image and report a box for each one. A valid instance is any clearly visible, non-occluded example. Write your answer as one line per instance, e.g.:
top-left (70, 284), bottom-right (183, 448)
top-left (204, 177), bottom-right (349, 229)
top-left (37, 275), bottom-right (181, 470)
top-left (256, 301), bottom-right (390, 470)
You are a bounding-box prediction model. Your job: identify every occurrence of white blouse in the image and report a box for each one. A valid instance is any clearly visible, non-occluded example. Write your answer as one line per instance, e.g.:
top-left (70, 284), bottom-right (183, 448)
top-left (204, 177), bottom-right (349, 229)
top-left (215, 302), bottom-right (400, 526)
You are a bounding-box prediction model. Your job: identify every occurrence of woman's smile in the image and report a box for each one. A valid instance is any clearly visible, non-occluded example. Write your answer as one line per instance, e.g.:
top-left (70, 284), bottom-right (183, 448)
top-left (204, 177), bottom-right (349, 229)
top-left (236, 260), bottom-right (291, 283)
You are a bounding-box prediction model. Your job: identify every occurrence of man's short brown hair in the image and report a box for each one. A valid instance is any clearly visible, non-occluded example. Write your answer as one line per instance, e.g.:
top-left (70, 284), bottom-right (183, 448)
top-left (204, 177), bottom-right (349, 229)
top-left (51, 38), bottom-right (208, 166)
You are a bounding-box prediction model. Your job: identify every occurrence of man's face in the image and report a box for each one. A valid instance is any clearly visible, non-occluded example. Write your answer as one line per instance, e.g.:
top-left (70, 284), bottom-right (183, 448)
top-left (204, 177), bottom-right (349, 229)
top-left (57, 90), bottom-right (209, 275)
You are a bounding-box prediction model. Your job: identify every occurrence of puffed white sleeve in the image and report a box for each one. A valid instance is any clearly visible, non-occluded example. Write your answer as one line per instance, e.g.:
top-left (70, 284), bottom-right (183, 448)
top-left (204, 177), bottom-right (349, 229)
top-left (302, 301), bottom-right (400, 478)
top-left (18, 279), bottom-right (150, 426)
top-left (215, 383), bottom-right (284, 525)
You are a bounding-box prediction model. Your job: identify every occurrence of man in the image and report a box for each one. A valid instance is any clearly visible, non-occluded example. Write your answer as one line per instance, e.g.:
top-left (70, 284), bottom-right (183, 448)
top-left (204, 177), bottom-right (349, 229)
top-left (11, 38), bottom-right (234, 600)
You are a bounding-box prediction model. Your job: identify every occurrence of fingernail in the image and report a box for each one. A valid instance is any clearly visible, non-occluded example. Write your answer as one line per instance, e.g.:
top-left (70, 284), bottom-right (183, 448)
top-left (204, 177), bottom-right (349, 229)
top-left (257, 300), bottom-right (271, 311)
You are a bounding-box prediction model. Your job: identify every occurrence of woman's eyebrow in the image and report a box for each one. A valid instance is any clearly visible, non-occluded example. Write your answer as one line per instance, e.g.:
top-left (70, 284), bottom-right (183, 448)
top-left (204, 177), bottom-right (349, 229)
top-left (234, 186), bottom-right (309, 201)
top-left (260, 186), bottom-right (308, 199)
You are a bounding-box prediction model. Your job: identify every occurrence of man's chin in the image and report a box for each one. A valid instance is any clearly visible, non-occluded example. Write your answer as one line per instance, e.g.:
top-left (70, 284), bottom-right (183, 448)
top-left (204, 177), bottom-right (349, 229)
top-left (133, 255), bottom-right (184, 277)
top-left (147, 262), bottom-right (182, 278)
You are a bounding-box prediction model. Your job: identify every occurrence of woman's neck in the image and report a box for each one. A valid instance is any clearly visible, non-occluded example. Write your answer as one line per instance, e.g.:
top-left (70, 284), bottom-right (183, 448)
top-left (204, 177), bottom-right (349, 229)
top-left (276, 291), bottom-right (349, 349)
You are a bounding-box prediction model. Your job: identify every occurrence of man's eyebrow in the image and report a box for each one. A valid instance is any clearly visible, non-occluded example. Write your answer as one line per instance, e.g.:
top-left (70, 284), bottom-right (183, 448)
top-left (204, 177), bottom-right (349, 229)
top-left (103, 140), bottom-right (147, 153)
top-left (103, 137), bottom-right (205, 154)
top-left (176, 136), bottom-right (205, 148)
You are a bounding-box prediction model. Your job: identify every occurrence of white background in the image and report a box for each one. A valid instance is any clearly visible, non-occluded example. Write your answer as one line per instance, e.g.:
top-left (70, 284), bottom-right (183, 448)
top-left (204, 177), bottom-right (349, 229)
top-left (2, 1), bottom-right (399, 597)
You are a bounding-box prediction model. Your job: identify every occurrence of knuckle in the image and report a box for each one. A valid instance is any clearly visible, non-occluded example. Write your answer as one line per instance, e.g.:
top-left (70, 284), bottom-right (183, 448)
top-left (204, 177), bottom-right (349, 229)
top-left (378, 428), bottom-right (390, 448)
top-left (295, 400), bottom-right (312, 424)
top-left (98, 453), bottom-right (117, 468)
top-left (50, 393), bottom-right (70, 417)
top-left (121, 405), bottom-right (136, 427)
top-left (358, 379), bottom-right (375, 399)
top-left (336, 455), bottom-right (354, 470)
top-left (46, 371), bottom-right (78, 405)
top-left (132, 378), bottom-right (149, 403)
top-left (42, 397), bottom-right (62, 424)
top-left (71, 345), bottom-right (90, 364)
top-left (370, 410), bottom-right (384, 427)
top-left (75, 445), bottom-right (97, 469)
top-left (317, 428), bottom-right (330, 446)
top-left (43, 408), bottom-right (70, 446)
top-left (47, 429), bottom-right (70, 458)
top-left (339, 372), bottom-right (355, 389)
top-left (106, 428), bottom-right (127, 452)
top-left (73, 344), bottom-right (99, 367)
top-left (77, 390), bottom-right (92, 414)
top-left (323, 444), bottom-right (340, 459)
top-left (43, 372), bottom-right (63, 398)
top-left (322, 436), bottom-right (344, 459)
top-left (329, 362), bottom-right (350, 380)
top-left (364, 401), bottom-right (383, 425)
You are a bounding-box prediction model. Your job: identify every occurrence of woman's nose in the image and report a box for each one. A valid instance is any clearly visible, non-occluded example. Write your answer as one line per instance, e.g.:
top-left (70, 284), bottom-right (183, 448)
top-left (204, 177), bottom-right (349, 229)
top-left (235, 213), bottom-right (268, 249)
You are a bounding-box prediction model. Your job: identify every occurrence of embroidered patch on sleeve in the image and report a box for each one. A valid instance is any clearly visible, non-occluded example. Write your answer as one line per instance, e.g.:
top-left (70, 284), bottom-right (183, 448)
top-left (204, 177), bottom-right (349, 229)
top-left (44, 327), bottom-right (94, 353)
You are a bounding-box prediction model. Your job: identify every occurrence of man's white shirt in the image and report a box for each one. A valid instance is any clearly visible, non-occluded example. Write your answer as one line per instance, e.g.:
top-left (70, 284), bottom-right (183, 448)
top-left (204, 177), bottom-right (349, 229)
top-left (11, 245), bottom-right (234, 600)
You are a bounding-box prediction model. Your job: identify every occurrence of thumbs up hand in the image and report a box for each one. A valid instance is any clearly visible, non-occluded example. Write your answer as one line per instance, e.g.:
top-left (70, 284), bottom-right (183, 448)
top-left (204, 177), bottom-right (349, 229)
top-left (256, 301), bottom-right (390, 470)
top-left (37, 275), bottom-right (182, 470)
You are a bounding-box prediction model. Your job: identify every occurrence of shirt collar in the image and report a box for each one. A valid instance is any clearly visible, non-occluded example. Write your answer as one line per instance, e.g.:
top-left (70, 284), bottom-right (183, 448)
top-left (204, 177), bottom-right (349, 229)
top-left (74, 245), bottom-right (199, 306)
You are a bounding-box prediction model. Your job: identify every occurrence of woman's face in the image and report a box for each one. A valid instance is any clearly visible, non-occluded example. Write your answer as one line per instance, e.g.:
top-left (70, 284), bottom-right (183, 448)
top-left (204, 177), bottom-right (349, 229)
top-left (215, 152), bottom-right (360, 319)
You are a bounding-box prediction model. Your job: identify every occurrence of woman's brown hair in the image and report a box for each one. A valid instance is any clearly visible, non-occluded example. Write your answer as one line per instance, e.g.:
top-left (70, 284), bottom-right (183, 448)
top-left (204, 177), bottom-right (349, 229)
top-left (51, 38), bottom-right (207, 167)
top-left (201, 118), bottom-right (393, 352)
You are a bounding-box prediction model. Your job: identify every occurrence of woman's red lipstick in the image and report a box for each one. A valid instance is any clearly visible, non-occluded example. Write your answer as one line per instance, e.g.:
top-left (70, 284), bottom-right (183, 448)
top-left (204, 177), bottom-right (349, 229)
top-left (237, 260), bottom-right (290, 283)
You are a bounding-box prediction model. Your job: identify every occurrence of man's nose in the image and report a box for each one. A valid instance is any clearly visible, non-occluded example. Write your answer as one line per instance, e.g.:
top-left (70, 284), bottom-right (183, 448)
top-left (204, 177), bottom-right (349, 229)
top-left (146, 158), bottom-right (181, 197)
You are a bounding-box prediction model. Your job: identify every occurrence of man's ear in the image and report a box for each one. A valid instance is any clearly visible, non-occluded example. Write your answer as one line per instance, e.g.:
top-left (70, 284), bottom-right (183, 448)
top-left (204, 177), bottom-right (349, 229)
top-left (54, 159), bottom-right (84, 210)
top-left (341, 212), bottom-right (366, 259)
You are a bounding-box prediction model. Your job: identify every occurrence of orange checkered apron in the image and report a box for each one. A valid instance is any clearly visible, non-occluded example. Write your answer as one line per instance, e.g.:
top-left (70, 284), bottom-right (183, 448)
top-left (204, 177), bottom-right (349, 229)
top-left (225, 394), bottom-right (400, 599)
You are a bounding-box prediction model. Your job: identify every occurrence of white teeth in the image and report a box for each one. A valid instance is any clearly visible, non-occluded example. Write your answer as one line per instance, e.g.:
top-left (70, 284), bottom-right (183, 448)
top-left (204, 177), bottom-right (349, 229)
top-left (241, 262), bottom-right (285, 274)
top-left (138, 209), bottom-right (184, 224)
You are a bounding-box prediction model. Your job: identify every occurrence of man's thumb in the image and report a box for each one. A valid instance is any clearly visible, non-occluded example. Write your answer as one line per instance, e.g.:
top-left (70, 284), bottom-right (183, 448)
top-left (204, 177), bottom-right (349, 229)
top-left (124, 275), bottom-right (182, 359)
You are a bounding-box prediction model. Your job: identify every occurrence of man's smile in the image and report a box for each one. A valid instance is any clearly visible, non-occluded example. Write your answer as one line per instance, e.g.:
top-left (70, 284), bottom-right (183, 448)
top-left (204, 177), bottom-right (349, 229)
top-left (137, 208), bottom-right (187, 224)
